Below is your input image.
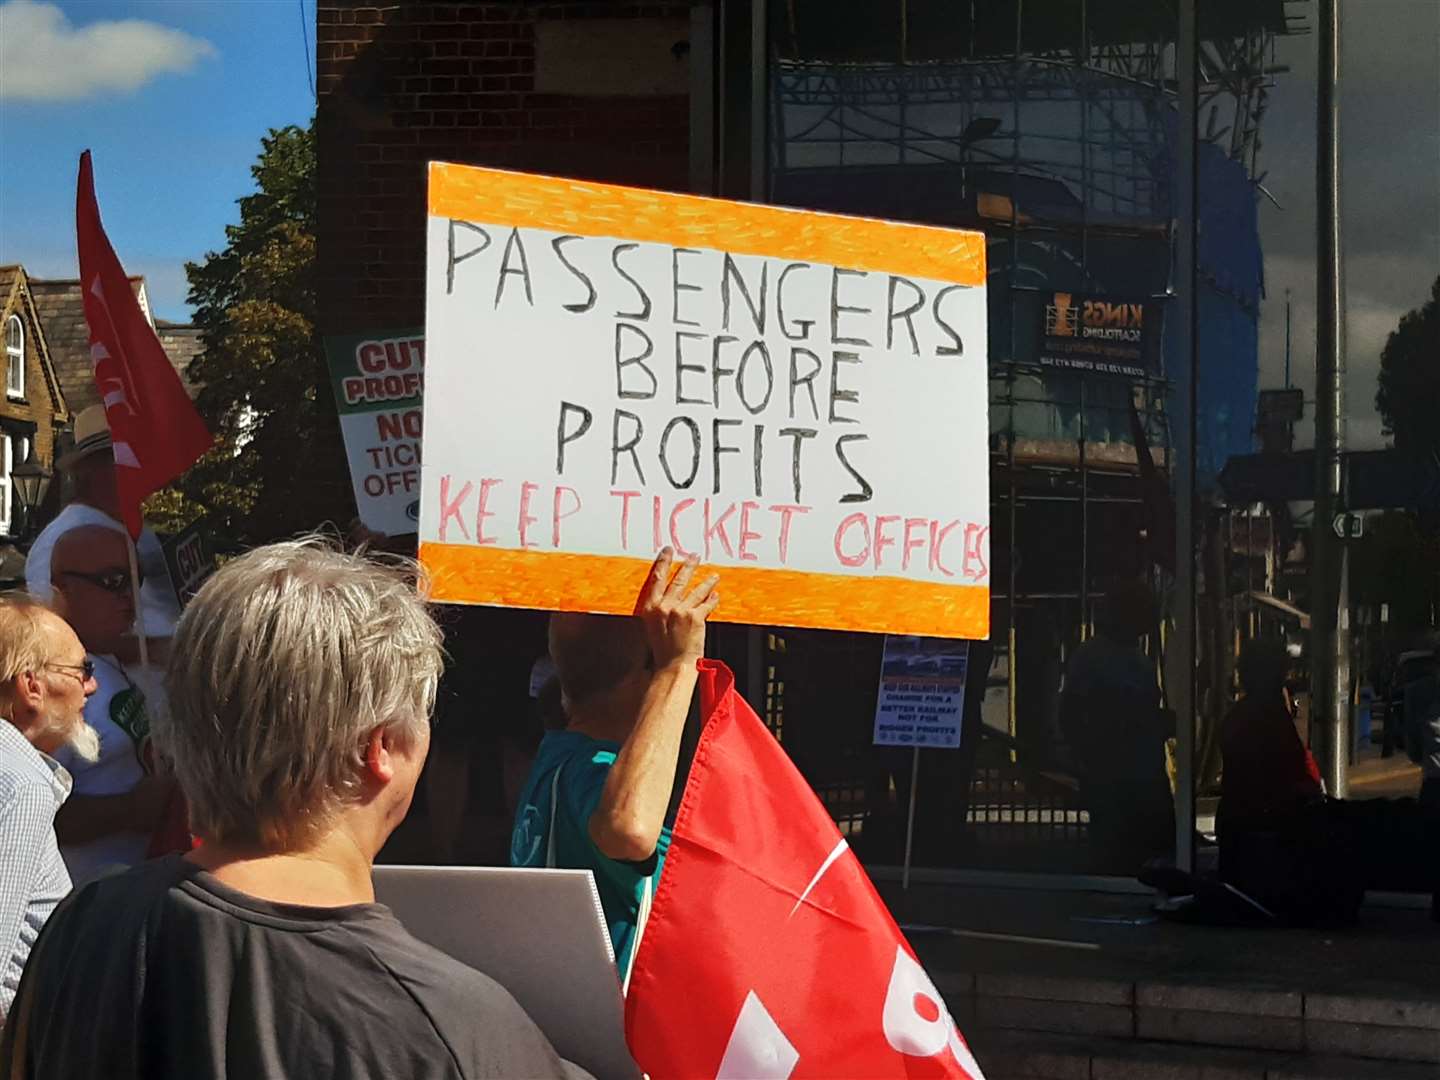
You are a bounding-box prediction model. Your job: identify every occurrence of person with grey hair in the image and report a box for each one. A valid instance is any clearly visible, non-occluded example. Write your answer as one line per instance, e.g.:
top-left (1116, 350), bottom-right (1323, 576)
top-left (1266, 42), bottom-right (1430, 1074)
top-left (0, 539), bottom-right (586, 1079)
top-left (0, 595), bottom-right (97, 1030)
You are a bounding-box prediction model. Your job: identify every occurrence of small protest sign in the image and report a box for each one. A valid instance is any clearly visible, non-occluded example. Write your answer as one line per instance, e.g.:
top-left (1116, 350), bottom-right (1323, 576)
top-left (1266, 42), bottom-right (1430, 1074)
top-left (161, 522), bottom-right (214, 609)
top-left (324, 329), bottom-right (425, 537)
top-left (872, 637), bottom-right (969, 748)
top-left (420, 165), bottom-right (990, 638)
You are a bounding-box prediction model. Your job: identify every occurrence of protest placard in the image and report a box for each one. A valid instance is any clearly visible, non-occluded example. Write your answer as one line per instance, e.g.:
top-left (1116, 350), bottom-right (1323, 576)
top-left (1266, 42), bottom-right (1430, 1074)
top-left (873, 637), bottom-right (969, 748)
top-left (160, 521), bottom-right (214, 609)
top-left (324, 328), bottom-right (425, 537)
top-left (420, 164), bottom-right (989, 638)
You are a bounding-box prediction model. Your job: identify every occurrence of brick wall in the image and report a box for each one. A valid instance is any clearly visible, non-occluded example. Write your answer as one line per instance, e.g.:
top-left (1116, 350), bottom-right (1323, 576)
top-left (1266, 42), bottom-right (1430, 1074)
top-left (317, 1), bottom-right (693, 335)
top-left (1, 287), bottom-right (64, 472)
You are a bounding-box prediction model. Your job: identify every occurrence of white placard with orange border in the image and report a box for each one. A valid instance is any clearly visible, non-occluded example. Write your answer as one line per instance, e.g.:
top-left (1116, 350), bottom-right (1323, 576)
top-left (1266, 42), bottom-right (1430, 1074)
top-left (420, 163), bottom-right (990, 639)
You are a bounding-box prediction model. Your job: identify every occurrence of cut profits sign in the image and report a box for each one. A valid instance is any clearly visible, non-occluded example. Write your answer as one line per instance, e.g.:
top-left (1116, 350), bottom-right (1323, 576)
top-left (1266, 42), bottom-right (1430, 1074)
top-left (325, 329), bottom-right (425, 537)
top-left (421, 164), bottom-right (990, 638)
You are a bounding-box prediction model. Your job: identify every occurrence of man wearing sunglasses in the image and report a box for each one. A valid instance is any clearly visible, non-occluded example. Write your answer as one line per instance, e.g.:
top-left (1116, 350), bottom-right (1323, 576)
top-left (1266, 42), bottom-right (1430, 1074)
top-left (24, 406), bottom-right (179, 659)
top-left (0, 595), bottom-right (99, 1029)
top-left (45, 527), bottom-right (176, 887)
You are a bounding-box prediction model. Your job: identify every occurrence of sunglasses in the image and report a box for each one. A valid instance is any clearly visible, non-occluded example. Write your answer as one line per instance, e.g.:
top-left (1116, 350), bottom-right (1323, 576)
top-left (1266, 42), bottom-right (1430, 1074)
top-left (45, 660), bottom-right (96, 683)
top-left (57, 568), bottom-right (137, 596)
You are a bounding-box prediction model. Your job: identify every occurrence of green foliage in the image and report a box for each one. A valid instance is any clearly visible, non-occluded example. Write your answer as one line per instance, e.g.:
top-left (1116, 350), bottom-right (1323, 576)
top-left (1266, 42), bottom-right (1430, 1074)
top-left (146, 122), bottom-right (353, 551)
top-left (1375, 275), bottom-right (1440, 455)
top-left (1348, 510), bottom-right (1438, 633)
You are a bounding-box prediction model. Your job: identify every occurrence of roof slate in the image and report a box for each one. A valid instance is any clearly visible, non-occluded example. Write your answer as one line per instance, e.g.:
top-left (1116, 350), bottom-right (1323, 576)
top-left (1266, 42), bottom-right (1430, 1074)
top-left (26, 277), bottom-right (198, 409)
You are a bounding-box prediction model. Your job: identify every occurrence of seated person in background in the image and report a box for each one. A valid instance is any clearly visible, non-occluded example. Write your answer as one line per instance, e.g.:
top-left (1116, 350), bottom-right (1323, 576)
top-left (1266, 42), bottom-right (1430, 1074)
top-left (1, 539), bottom-right (585, 1079)
top-left (1217, 638), bottom-right (1339, 922)
top-left (1219, 639), bottom-right (1323, 838)
top-left (510, 548), bottom-right (718, 984)
top-left (47, 526), bottom-right (177, 885)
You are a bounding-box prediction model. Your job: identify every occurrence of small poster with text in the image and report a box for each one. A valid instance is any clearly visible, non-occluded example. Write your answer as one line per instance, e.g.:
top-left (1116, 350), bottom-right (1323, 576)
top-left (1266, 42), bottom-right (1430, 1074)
top-left (325, 329), bottom-right (425, 537)
top-left (872, 637), bottom-right (969, 748)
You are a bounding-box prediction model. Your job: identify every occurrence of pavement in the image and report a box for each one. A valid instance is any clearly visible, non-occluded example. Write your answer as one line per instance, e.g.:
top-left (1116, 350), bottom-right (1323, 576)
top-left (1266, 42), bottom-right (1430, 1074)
top-left (882, 881), bottom-right (1439, 1003)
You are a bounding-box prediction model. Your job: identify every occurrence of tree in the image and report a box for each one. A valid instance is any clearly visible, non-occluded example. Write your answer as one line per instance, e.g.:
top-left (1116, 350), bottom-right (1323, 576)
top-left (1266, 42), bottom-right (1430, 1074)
top-left (147, 122), bottom-right (353, 551)
top-left (1375, 275), bottom-right (1440, 455)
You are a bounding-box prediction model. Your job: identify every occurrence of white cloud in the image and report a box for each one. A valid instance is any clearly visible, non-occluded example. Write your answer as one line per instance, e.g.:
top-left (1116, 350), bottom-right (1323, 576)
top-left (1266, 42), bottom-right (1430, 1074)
top-left (0, 0), bottom-right (216, 102)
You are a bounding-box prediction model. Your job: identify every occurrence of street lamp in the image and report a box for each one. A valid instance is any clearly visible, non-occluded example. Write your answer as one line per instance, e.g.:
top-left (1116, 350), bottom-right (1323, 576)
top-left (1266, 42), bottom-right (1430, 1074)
top-left (11, 447), bottom-right (52, 541)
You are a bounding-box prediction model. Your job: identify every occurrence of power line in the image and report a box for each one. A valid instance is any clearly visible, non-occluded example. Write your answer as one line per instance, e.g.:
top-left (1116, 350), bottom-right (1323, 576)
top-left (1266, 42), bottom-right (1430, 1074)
top-left (299, 0), bottom-right (316, 102)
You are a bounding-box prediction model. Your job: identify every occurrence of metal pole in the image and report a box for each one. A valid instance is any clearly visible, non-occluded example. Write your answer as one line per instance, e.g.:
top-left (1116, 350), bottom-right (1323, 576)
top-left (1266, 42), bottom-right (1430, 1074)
top-left (901, 745), bottom-right (920, 891)
top-left (125, 533), bottom-right (150, 670)
top-left (1284, 289), bottom-right (1292, 390)
top-left (1079, 378), bottom-right (1089, 638)
top-left (744, 0), bottom-right (767, 707)
top-left (1311, 0), bottom-right (1348, 796)
top-left (688, 5), bottom-right (716, 196)
top-left (1172, 0), bottom-right (1199, 872)
top-left (749, 0), bottom-right (767, 202)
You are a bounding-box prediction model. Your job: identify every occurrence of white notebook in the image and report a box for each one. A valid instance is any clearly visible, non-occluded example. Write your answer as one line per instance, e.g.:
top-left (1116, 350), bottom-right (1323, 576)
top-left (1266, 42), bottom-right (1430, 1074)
top-left (373, 865), bottom-right (639, 1080)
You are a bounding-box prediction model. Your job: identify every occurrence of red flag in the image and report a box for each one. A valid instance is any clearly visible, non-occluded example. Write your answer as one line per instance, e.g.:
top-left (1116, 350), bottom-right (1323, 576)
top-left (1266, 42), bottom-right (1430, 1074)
top-left (75, 151), bottom-right (212, 537)
top-left (624, 661), bottom-right (985, 1079)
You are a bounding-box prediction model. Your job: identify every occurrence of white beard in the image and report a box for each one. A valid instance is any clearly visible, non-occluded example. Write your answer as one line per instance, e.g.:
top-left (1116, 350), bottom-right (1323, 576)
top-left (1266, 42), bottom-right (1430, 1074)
top-left (65, 719), bottom-right (102, 764)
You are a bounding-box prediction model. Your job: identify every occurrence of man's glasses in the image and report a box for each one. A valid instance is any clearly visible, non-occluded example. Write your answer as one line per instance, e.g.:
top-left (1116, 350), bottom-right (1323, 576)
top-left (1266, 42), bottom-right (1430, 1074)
top-left (57, 568), bottom-right (135, 596)
top-left (45, 660), bottom-right (96, 684)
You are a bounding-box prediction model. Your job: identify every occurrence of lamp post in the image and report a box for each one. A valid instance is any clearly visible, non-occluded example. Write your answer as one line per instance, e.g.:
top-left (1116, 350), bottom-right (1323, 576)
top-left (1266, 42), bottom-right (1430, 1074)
top-left (11, 447), bottom-right (52, 543)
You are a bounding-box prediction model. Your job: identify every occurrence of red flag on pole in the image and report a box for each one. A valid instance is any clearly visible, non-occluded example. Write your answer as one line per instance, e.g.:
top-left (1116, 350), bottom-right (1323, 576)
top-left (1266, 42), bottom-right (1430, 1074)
top-left (624, 660), bottom-right (986, 1079)
top-left (75, 150), bottom-right (212, 538)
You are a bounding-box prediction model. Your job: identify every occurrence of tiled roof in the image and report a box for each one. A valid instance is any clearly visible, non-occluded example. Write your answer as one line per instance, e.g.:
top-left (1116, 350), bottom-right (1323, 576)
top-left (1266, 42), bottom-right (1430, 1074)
top-left (156, 325), bottom-right (204, 399)
top-left (24, 276), bottom-right (190, 411)
top-left (27, 279), bottom-right (96, 411)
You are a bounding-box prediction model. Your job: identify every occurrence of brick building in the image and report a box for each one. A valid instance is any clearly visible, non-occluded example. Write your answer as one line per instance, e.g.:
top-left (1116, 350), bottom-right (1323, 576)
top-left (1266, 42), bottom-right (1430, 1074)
top-left (0, 266), bottom-right (72, 539)
top-left (0, 267), bottom-right (203, 537)
top-left (317, 2), bottom-right (712, 335)
top-left (314, 2), bottom-right (1288, 882)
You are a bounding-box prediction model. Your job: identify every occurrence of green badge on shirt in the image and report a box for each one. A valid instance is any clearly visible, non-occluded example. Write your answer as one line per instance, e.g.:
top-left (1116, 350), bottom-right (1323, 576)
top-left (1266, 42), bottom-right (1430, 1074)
top-left (111, 686), bottom-right (150, 747)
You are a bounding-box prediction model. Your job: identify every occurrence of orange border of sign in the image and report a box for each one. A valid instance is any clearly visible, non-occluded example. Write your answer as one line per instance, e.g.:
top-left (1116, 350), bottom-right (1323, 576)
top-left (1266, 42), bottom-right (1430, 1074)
top-left (420, 542), bottom-right (990, 640)
top-left (428, 163), bottom-right (987, 287)
top-left (423, 163), bottom-right (990, 638)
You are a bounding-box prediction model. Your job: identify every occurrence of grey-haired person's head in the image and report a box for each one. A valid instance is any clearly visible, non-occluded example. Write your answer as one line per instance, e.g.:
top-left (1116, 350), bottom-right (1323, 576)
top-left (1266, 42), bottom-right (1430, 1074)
top-left (157, 537), bottom-right (444, 850)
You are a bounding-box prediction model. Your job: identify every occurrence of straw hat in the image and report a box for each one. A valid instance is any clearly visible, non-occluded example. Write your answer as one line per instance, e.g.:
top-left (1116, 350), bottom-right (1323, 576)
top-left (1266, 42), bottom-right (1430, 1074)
top-left (58, 405), bottom-right (113, 471)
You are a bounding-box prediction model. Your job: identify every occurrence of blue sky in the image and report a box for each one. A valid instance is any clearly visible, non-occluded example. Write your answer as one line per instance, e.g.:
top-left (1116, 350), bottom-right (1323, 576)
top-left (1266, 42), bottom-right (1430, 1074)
top-left (0, 0), bottom-right (316, 321)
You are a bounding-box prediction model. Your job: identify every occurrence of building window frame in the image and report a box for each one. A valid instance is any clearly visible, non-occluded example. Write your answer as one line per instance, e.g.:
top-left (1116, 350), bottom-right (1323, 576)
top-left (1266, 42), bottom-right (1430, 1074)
top-left (0, 420), bottom-right (38, 538)
top-left (4, 315), bottom-right (23, 401)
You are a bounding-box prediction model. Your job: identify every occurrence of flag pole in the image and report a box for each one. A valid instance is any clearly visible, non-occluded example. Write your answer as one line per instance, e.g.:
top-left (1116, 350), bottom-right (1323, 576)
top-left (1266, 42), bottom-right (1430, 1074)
top-left (124, 532), bottom-right (149, 670)
top-left (901, 745), bottom-right (920, 891)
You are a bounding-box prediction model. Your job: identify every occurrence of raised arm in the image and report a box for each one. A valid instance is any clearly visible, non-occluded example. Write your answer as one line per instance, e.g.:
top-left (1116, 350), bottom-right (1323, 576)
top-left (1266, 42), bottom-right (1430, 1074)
top-left (588, 550), bottom-right (719, 862)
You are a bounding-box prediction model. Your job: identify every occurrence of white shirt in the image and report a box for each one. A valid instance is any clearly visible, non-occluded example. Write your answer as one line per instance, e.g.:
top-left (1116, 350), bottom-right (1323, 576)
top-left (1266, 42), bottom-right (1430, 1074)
top-left (51, 655), bottom-right (154, 887)
top-left (24, 503), bottom-right (180, 639)
top-left (0, 720), bottom-right (72, 1027)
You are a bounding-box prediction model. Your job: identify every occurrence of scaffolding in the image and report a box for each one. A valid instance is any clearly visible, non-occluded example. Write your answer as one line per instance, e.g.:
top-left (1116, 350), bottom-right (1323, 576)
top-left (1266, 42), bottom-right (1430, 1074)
top-left (762, 0), bottom-right (1307, 872)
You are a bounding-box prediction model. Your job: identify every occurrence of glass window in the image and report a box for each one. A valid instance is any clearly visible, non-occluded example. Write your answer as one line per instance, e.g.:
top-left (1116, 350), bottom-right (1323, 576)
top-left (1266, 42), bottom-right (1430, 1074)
top-left (0, 434), bottom-right (13, 536)
top-left (4, 315), bottom-right (22, 400)
top-left (762, 0), bottom-right (1240, 877)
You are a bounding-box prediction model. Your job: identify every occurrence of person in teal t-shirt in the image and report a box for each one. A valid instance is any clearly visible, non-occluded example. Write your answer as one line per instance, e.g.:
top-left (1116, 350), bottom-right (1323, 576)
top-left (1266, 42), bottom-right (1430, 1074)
top-left (509, 549), bottom-right (719, 983)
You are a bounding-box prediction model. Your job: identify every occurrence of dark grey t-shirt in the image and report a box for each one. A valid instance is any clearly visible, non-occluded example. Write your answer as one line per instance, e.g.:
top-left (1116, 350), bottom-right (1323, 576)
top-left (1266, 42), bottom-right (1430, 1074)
top-left (0, 854), bottom-right (588, 1079)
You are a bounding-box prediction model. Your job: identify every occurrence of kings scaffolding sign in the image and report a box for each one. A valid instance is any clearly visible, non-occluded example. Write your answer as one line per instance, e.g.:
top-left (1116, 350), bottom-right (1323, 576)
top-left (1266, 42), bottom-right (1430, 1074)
top-left (1038, 292), bottom-right (1160, 378)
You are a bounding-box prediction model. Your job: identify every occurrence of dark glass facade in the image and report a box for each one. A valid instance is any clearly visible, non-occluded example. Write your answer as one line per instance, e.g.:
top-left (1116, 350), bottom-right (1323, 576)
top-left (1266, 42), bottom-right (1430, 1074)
top-left (749, 0), bottom-right (1302, 877)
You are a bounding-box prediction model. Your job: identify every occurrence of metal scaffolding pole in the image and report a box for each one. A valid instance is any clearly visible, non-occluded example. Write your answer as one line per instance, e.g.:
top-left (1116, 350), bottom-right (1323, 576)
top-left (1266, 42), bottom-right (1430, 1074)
top-left (1311, 0), bottom-right (1349, 797)
top-left (1173, 0), bottom-right (1199, 872)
